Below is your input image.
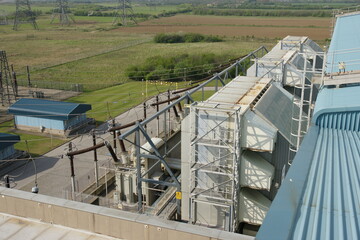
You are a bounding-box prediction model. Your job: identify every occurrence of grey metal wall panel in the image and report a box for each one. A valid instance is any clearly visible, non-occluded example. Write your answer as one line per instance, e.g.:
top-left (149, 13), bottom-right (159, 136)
top-left (254, 83), bottom-right (304, 146)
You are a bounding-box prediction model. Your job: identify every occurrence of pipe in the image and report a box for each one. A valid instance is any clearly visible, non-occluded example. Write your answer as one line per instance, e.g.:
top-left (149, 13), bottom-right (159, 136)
top-left (150, 95), bottom-right (180, 106)
top-left (67, 142), bottom-right (105, 157)
top-left (108, 119), bottom-right (143, 132)
top-left (172, 84), bottom-right (199, 94)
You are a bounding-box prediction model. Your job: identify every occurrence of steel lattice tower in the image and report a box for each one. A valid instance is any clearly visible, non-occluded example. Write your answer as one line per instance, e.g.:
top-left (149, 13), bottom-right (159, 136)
top-left (0, 51), bottom-right (16, 106)
top-left (0, 10), bottom-right (9, 25)
top-left (147, 0), bottom-right (156, 11)
top-left (13, 0), bottom-right (38, 30)
top-left (113, 0), bottom-right (137, 26)
top-left (51, 0), bottom-right (75, 25)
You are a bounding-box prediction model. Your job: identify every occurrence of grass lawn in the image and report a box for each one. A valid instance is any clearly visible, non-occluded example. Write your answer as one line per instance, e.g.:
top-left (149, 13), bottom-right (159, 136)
top-left (21, 40), bottom-right (273, 90)
top-left (0, 121), bottom-right (67, 156)
top-left (67, 80), bottom-right (190, 123)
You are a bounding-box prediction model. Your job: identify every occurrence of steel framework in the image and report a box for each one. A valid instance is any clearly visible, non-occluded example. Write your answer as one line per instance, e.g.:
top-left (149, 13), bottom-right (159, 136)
top-left (188, 104), bottom-right (241, 232)
top-left (13, 0), bottom-right (38, 30)
top-left (118, 46), bottom-right (268, 220)
top-left (289, 51), bottom-right (324, 160)
top-left (113, 0), bottom-right (137, 26)
top-left (0, 51), bottom-right (16, 106)
top-left (0, 10), bottom-right (8, 25)
top-left (51, 0), bottom-right (75, 25)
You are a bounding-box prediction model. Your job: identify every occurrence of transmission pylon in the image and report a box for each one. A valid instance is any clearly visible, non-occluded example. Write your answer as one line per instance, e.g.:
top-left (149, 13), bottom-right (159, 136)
top-left (13, 0), bottom-right (38, 30)
top-left (0, 10), bottom-right (9, 25)
top-left (147, 0), bottom-right (157, 11)
top-left (0, 51), bottom-right (17, 106)
top-left (113, 0), bottom-right (137, 26)
top-left (51, 0), bottom-right (75, 25)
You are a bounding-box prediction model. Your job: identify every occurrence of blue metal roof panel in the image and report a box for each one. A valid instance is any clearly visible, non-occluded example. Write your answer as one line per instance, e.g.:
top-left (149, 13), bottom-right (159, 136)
top-left (291, 127), bottom-right (360, 240)
top-left (257, 86), bottom-right (360, 240)
top-left (326, 12), bottom-right (360, 73)
top-left (312, 86), bottom-right (360, 125)
top-left (8, 98), bottom-right (91, 121)
top-left (0, 133), bottom-right (20, 149)
top-left (257, 126), bottom-right (360, 240)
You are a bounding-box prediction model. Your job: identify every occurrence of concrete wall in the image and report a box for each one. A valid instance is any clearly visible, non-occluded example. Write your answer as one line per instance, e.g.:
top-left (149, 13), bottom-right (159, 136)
top-left (0, 187), bottom-right (253, 240)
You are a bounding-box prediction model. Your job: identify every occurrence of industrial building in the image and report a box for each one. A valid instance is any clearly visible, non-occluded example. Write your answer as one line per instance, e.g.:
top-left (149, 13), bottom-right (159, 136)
top-left (8, 98), bottom-right (93, 136)
top-left (257, 9), bottom-right (360, 240)
top-left (1, 8), bottom-right (360, 240)
top-left (0, 133), bottom-right (20, 161)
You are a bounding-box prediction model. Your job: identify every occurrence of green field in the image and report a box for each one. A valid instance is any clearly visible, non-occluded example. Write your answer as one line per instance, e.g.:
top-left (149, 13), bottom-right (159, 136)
top-left (0, 121), bottom-right (67, 156)
top-left (0, 2), bottom-right (279, 154)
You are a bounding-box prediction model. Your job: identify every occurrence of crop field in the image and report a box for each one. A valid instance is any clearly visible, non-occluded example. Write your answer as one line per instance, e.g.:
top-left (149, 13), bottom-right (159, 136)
top-left (115, 15), bottom-right (332, 40)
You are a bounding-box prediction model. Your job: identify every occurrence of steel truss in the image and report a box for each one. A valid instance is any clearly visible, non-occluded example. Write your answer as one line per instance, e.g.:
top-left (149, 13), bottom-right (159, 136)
top-left (113, 0), bottom-right (137, 26)
top-left (0, 50), bottom-right (16, 106)
top-left (51, 0), bottom-right (75, 26)
top-left (118, 46), bottom-right (268, 218)
top-left (188, 104), bottom-right (241, 232)
top-left (13, 0), bottom-right (38, 30)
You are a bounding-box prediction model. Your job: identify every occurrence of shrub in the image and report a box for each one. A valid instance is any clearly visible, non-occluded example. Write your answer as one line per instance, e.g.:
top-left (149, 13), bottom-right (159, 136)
top-left (126, 53), bottom-right (231, 82)
top-left (154, 33), bottom-right (222, 44)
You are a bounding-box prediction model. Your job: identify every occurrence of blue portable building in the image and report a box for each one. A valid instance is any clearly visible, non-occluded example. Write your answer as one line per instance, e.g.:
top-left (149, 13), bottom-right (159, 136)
top-left (0, 133), bottom-right (20, 160)
top-left (8, 98), bottom-right (92, 136)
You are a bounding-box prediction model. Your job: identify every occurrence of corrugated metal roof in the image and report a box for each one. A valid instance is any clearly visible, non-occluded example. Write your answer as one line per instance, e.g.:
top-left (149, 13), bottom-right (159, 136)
top-left (0, 133), bottom-right (20, 150)
top-left (312, 85), bottom-right (360, 123)
top-left (0, 213), bottom-right (121, 240)
top-left (257, 86), bottom-right (360, 240)
top-left (327, 12), bottom-right (360, 73)
top-left (8, 98), bottom-right (91, 121)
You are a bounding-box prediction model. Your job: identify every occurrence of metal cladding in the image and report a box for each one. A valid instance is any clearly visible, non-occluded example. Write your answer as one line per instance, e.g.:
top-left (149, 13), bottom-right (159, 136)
top-left (327, 12), bottom-right (360, 73)
top-left (0, 133), bottom-right (20, 150)
top-left (8, 98), bottom-right (91, 120)
top-left (253, 83), bottom-right (302, 146)
top-left (257, 86), bottom-right (360, 240)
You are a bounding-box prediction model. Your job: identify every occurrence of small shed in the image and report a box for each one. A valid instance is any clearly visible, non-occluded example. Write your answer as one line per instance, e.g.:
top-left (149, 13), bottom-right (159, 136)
top-left (8, 98), bottom-right (92, 136)
top-left (0, 133), bottom-right (20, 160)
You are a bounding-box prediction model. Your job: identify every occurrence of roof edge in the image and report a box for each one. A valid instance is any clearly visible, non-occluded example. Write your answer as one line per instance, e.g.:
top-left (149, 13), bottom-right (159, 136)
top-left (256, 126), bottom-right (319, 240)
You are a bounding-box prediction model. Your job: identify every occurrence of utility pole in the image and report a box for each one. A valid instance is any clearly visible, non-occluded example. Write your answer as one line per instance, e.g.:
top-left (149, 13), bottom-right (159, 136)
top-left (51, 0), bottom-right (75, 25)
top-left (26, 66), bottom-right (31, 87)
top-left (92, 131), bottom-right (99, 187)
top-left (0, 51), bottom-right (16, 106)
top-left (13, 0), bottom-right (38, 30)
top-left (68, 142), bottom-right (76, 200)
top-left (113, 0), bottom-right (137, 26)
